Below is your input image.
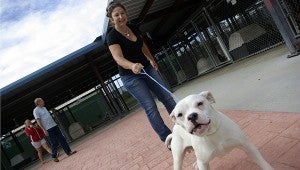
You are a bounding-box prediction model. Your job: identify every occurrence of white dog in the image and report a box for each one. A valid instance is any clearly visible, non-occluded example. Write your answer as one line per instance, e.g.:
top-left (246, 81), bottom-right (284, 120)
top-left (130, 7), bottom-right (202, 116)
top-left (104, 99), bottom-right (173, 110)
top-left (166, 91), bottom-right (272, 170)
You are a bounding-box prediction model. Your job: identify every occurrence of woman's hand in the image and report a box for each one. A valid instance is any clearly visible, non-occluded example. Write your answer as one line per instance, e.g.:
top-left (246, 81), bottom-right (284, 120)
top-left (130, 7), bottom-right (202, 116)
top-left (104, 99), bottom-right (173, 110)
top-left (131, 63), bottom-right (144, 74)
top-left (150, 60), bottom-right (159, 71)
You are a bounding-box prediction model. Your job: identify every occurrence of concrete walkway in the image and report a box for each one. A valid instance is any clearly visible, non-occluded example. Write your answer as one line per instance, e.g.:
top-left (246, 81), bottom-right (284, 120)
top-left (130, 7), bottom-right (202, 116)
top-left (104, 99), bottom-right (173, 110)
top-left (172, 45), bottom-right (300, 113)
top-left (27, 109), bottom-right (300, 170)
top-left (25, 45), bottom-right (300, 170)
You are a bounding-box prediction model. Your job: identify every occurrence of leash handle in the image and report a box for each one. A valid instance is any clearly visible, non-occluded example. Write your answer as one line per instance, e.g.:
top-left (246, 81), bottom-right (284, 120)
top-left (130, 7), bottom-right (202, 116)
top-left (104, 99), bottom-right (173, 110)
top-left (140, 69), bottom-right (179, 102)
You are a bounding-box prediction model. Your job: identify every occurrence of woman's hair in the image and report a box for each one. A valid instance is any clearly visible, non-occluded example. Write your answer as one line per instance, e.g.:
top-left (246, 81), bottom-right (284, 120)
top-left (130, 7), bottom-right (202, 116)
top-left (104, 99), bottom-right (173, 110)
top-left (106, 2), bottom-right (127, 18)
top-left (24, 119), bottom-right (31, 128)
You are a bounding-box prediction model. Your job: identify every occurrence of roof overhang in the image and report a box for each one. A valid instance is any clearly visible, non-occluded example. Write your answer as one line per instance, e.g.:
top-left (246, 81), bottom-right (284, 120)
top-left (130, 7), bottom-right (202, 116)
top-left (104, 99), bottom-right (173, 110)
top-left (1, 0), bottom-right (252, 134)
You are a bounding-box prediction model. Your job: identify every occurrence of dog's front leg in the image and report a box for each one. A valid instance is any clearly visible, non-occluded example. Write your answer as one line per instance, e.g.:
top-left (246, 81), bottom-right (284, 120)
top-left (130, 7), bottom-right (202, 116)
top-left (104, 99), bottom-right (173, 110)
top-left (171, 137), bottom-right (186, 170)
top-left (194, 147), bottom-right (212, 170)
top-left (240, 142), bottom-right (273, 170)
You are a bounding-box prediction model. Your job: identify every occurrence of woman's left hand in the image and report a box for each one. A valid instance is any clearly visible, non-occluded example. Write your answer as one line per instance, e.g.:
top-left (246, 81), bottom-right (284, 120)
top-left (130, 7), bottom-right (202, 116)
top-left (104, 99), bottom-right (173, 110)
top-left (150, 60), bottom-right (159, 71)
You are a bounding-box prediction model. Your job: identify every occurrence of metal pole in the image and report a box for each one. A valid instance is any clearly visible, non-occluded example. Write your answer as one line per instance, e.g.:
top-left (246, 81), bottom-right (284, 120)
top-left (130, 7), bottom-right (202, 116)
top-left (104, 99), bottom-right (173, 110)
top-left (191, 20), bottom-right (218, 67)
top-left (53, 109), bottom-right (73, 142)
top-left (88, 58), bottom-right (123, 117)
top-left (66, 106), bottom-right (77, 122)
top-left (167, 39), bottom-right (187, 83)
top-left (264, 0), bottom-right (298, 57)
top-left (203, 7), bottom-right (233, 61)
top-left (9, 131), bottom-right (24, 153)
top-left (162, 47), bottom-right (177, 75)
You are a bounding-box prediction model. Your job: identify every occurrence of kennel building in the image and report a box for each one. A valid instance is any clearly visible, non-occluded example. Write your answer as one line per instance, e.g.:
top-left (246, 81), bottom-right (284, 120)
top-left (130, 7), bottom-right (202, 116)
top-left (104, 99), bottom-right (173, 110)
top-left (1, 0), bottom-right (299, 169)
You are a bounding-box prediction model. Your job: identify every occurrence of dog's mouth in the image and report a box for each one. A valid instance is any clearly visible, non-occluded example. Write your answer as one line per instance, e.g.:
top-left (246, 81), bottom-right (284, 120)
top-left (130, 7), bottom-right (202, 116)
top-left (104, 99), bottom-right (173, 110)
top-left (190, 119), bottom-right (211, 134)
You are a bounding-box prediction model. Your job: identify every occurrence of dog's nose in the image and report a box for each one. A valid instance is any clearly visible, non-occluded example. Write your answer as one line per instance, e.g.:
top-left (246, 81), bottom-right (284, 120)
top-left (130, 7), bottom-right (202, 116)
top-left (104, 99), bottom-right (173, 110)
top-left (188, 113), bottom-right (198, 121)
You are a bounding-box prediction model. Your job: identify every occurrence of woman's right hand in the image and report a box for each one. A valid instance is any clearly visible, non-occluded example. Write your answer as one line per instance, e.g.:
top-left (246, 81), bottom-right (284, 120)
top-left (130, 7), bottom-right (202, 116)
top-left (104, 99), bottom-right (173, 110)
top-left (131, 63), bottom-right (144, 74)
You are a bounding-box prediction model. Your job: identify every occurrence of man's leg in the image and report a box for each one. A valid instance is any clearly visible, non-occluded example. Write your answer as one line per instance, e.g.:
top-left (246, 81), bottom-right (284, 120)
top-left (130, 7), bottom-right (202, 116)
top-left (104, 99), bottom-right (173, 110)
top-left (47, 127), bottom-right (59, 162)
top-left (54, 126), bottom-right (72, 154)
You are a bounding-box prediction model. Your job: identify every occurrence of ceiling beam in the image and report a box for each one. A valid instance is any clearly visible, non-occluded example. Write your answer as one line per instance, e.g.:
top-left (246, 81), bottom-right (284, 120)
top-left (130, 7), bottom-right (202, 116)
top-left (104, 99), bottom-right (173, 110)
top-left (151, 0), bottom-right (185, 35)
top-left (135, 0), bottom-right (155, 24)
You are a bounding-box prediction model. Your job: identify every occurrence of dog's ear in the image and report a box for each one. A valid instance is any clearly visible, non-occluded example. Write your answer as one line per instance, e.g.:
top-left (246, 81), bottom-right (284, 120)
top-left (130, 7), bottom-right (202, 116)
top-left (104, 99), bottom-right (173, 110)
top-left (200, 91), bottom-right (215, 103)
top-left (170, 111), bottom-right (176, 122)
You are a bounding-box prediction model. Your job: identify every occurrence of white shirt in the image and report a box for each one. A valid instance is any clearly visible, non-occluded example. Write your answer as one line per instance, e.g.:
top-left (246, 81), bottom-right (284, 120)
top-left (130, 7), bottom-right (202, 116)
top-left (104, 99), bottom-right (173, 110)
top-left (33, 106), bottom-right (57, 130)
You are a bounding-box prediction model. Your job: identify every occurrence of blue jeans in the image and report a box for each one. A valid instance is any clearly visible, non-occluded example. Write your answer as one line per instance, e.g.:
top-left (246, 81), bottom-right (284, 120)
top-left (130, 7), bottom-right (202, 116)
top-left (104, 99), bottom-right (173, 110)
top-left (47, 125), bottom-right (71, 158)
top-left (121, 66), bottom-right (176, 141)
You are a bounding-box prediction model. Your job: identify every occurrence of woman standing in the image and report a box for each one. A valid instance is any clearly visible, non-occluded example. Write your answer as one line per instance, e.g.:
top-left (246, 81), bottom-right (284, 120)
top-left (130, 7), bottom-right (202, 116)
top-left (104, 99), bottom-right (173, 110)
top-left (24, 119), bottom-right (52, 164)
top-left (106, 2), bottom-right (176, 142)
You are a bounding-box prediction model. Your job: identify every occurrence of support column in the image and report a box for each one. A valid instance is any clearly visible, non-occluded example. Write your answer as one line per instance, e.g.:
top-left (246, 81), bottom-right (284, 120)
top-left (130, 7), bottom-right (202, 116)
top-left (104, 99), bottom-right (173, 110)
top-left (264, 0), bottom-right (299, 57)
top-left (9, 131), bottom-right (24, 153)
top-left (66, 107), bottom-right (77, 122)
top-left (88, 57), bottom-right (122, 117)
top-left (52, 109), bottom-right (72, 142)
top-left (108, 78), bottom-right (129, 111)
top-left (203, 7), bottom-right (232, 61)
top-left (1, 144), bottom-right (10, 162)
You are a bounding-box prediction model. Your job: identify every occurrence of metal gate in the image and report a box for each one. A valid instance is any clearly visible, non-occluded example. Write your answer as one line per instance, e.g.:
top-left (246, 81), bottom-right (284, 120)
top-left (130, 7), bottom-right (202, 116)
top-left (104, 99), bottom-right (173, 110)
top-left (156, 0), bottom-right (298, 87)
top-left (156, 10), bottom-right (233, 85)
top-left (213, 0), bottom-right (284, 60)
top-left (279, 0), bottom-right (300, 38)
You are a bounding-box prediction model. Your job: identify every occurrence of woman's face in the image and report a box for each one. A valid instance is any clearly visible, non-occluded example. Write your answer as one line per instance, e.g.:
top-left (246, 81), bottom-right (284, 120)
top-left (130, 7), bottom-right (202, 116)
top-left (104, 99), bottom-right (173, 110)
top-left (110, 6), bottom-right (127, 27)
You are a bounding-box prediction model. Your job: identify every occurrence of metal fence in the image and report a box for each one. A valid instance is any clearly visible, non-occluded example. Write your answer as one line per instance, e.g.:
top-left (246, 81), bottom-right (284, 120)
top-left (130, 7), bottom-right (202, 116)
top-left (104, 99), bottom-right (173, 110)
top-left (218, 0), bottom-right (284, 60)
top-left (156, 0), bottom-right (293, 87)
top-left (279, 0), bottom-right (300, 38)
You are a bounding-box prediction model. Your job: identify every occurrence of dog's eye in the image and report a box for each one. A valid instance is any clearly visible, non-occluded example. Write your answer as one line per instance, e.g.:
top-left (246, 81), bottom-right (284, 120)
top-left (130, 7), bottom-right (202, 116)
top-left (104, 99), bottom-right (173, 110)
top-left (197, 102), bottom-right (203, 106)
top-left (177, 113), bottom-right (183, 117)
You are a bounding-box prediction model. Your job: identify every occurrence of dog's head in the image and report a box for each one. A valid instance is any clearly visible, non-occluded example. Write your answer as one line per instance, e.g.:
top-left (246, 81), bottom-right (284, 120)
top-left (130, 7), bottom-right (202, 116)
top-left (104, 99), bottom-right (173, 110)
top-left (170, 91), bottom-right (216, 136)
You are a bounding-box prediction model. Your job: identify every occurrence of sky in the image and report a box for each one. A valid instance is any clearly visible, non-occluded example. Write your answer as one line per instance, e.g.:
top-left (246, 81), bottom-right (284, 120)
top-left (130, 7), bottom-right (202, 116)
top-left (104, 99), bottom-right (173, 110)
top-left (0, 0), bottom-right (108, 89)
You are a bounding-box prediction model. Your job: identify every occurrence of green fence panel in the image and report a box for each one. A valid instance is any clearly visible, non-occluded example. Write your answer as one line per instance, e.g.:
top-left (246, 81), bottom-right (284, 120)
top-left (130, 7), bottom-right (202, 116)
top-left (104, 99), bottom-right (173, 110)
top-left (69, 93), bottom-right (112, 127)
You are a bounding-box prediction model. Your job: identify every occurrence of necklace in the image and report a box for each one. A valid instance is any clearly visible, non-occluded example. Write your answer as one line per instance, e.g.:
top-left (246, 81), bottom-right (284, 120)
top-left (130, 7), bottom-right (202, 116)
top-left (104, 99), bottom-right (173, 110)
top-left (124, 27), bottom-right (130, 37)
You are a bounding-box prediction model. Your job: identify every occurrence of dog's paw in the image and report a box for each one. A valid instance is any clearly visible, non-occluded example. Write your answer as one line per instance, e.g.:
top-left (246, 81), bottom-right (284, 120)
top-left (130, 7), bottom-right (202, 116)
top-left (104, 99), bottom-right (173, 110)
top-left (166, 138), bottom-right (172, 151)
top-left (164, 134), bottom-right (173, 150)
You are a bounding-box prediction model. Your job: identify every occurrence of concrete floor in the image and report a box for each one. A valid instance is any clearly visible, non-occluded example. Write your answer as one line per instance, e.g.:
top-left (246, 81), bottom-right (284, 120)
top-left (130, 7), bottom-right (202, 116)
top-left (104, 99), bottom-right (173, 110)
top-left (25, 109), bottom-right (300, 170)
top-left (23, 45), bottom-right (300, 170)
top-left (172, 45), bottom-right (300, 113)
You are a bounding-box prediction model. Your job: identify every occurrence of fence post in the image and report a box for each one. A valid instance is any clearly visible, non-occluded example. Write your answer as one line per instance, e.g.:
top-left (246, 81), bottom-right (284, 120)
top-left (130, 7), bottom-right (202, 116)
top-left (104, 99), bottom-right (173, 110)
top-left (264, 0), bottom-right (299, 57)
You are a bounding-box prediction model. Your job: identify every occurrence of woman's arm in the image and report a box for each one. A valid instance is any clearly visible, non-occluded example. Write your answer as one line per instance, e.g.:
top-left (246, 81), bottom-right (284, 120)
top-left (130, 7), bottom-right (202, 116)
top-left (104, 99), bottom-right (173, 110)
top-left (108, 44), bottom-right (144, 74)
top-left (141, 41), bottom-right (158, 70)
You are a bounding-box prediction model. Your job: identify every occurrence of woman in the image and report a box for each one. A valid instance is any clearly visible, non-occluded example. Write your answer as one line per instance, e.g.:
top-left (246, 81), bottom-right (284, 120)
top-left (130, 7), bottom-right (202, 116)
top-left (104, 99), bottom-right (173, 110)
top-left (106, 2), bottom-right (176, 142)
top-left (24, 119), bottom-right (52, 164)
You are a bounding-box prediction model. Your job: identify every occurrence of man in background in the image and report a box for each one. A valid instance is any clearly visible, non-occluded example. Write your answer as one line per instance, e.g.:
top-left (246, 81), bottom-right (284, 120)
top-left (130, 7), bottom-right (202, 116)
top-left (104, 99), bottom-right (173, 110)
top-left (33, 98), bottom-right (76, 162)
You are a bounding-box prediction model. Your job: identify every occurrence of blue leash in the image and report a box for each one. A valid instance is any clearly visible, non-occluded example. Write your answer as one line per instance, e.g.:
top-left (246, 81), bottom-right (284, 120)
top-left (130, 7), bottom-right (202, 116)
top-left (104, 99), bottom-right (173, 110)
top-left (140, 69), bottom-right (180, 102)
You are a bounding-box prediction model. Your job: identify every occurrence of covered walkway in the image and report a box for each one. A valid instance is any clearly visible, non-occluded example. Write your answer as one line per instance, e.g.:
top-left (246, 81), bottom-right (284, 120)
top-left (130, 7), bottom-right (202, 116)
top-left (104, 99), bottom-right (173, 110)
top-left (25, 46), bottom-right (300, 169)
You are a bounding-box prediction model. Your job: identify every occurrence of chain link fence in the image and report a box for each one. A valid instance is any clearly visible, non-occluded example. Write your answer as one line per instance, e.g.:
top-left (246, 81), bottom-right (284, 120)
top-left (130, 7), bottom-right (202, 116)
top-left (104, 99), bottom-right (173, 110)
top-left (216, 0), bottom-right (284, 60)
top-left (156, 0), bottom-right (297, 87)
top-left (279, 0), bottom-right (300, 38)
